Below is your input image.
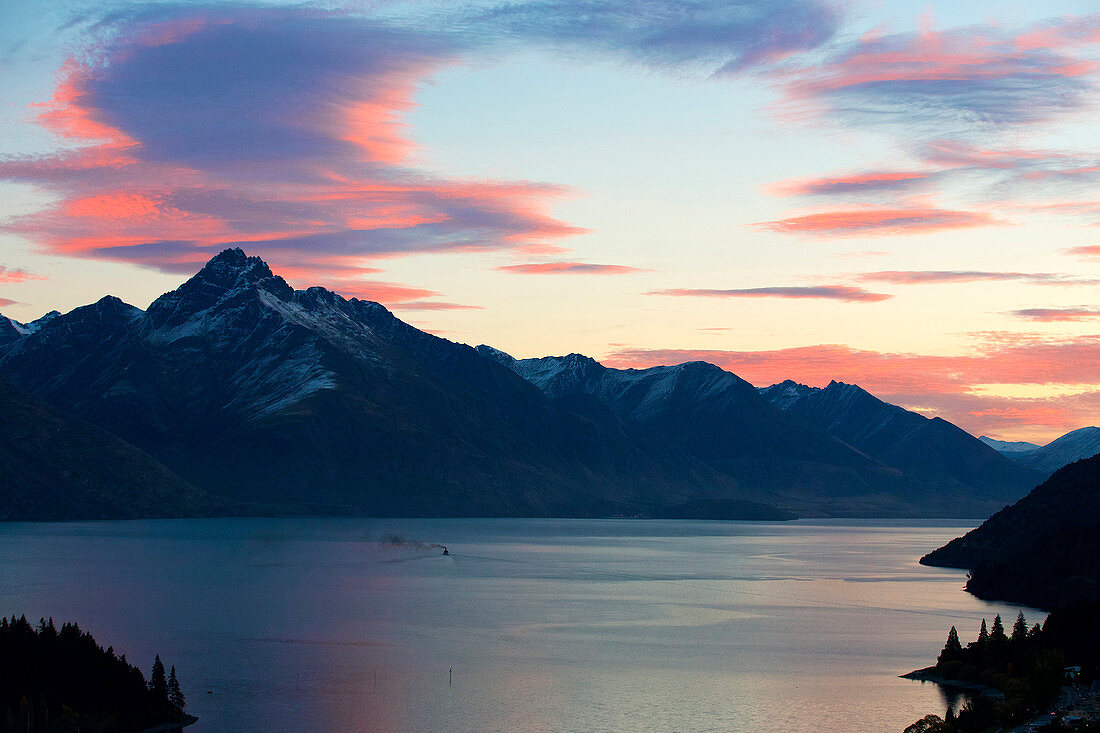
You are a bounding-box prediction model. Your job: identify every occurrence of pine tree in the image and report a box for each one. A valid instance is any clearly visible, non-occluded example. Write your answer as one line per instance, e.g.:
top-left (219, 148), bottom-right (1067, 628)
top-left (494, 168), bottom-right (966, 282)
top-left (978, 618), bottom-right (989, 644)
top-left (990, 614), bottom-right (1007, 642)
top-left (168, 666), bottom-right (185, 710)
top-left (938, 626), bottom-right (963, 665)
top-left (1011, 611), bottom-right (1028, 643)
top-left (150, 655), bottom-right (168, 700)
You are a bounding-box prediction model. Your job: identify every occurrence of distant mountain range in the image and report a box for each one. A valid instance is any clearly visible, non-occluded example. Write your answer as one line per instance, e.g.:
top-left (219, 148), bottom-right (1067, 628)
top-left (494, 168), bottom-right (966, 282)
top-left (980, 428), bottom-right (1100, 476)
top-left (0, 248), bottom-right (1053, 520)
top-left (921, 452), bottom-right (1100, 609)
top-left (483, 352), bottom-right (1042, 516)
top-left (759, 380), bottom-right (1043, 507)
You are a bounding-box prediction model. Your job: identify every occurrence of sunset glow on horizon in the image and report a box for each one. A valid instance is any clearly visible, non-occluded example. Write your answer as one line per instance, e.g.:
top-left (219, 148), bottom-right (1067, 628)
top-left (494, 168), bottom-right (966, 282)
top-left (4, 0), bottom-right (1100, 442)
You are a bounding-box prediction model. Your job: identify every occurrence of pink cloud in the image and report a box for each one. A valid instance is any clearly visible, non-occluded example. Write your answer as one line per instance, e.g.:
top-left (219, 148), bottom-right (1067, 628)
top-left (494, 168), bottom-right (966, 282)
top-left (650, 286), bottom-right (891, 302)
top-left (859, 270), bottom-right (1062, 285)
top-left (497, 261), bottom-right (644, 275)
top-left (391, 301), bottom-right (484, 311)
top-left (0, 298), bottom-right (16, 309)
top-left (333, 281), bottom-right (438, 304)
top-left (1010, 307), bottom-right (1100, 322)
top-left (757, 207), bottom-right (998, 236)
top-left (0, 9), bottom-right (586, 295)
top-left (769, 170), bottom-right (934, 197)
top-left (0, 267), bottom-right (43, 284)
top-left (776, 18), bottom-right (1099, 126)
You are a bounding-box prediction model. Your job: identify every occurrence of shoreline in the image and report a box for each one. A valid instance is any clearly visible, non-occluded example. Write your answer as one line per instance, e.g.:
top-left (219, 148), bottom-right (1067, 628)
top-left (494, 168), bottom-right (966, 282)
top-left (900, 666), bottom-right (1006, 700)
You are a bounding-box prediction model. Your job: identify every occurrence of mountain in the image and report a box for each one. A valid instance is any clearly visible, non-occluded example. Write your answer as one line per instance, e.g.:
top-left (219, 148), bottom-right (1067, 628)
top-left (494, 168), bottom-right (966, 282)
top-left (482, 352), bottom-right (1027, 517)
top-left (0, 248), bottom-right (761, 518)
top-left (982, 427), bottom-right (1100, 476)
top-left (921, 453), bottom-right (1100, 608)
top-left (0, 376), bottom-right (217, 520)
top-left (1, 249), bottom-right (1046, 519)
top-left (979, 436), bottom-right (1040, 453)
top-left (0, 311), bottom-right (60, 347)
top-left (0, 318), bottom-right (19, 347)
top-left (759, 380), bottom-right (1043, 506)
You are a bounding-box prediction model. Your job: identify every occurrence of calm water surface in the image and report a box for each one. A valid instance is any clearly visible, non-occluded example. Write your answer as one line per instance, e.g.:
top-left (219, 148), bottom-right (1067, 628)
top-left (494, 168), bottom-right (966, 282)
top-left (0, 518), bottom-right (1036, 732)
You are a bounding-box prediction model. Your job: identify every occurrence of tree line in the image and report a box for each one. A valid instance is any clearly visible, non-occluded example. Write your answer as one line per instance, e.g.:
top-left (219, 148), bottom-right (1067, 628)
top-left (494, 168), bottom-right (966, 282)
top-left (0, 615), bottom-right (190, 733)
top-left (906, 603), bottom-right (1100, 732)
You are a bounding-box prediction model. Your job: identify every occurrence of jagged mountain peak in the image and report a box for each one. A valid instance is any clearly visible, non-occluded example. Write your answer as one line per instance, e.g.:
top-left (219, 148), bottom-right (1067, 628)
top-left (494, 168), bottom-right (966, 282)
top-left (758, 379), bottom-right (818, 410)
top-left (475, 344), bottom-right (517, 366)
top-left (822, 380), bottom-right (873, 398)
top-left (146, 248), bottom-right (292, 329)
top-left (75, 296), bottom-right (144, 324)
top-left (201, 247), bottom-right (274, 285)
top-left (508, 352), bottom-right (609, 395)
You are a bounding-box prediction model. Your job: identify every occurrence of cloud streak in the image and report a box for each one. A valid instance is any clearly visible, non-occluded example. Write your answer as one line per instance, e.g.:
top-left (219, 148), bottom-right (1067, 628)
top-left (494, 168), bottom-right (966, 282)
top-left (856, 270), bottom-right (1100, 286)
top-left (468, 0), bottom-right (841, 74)
top-left (1009, 307), bottom-right (1100, 322)
top-left (769, 171), bottom-right (935, 197)
top-left (776, 18), bottom-right (1100, 129)
top-left (650, 285), bottom-right (891, 302)
top-left (0, 267), bottom-right (43, 284)
top-left (497, 261), bottom-right (643, 275)
top-left (758, 206), bottom-right (998, 236)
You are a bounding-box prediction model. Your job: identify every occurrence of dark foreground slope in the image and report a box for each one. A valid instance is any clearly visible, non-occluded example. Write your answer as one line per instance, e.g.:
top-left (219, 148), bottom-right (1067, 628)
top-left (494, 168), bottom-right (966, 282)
top-left (0, 249), bottom-right (756, 518)
top-left (0, 377), bottom-right (216, 520)
top-left (983, 426), bottom-right (1100, 477)
top-left (921, 452), bottom-right (1100, 608)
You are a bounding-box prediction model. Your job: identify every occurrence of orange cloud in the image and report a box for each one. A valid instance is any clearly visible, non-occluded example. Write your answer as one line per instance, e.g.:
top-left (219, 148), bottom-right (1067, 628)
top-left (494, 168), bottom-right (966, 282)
top-left (769, 170), bottom-right (933, 197)
top-left (334, 282), bottom-right (438, 304)
top-left (758, 207), bottom-right (998, 236)
top-left (497, 261), bottom-right (643, 275)
top-left (1066, 244), bottom-right (1100, 257)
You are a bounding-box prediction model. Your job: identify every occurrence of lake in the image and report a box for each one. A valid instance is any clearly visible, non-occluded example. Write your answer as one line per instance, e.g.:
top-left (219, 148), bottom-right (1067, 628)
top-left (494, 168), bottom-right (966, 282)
top-left (0, 518), bottom-right (1035, 732)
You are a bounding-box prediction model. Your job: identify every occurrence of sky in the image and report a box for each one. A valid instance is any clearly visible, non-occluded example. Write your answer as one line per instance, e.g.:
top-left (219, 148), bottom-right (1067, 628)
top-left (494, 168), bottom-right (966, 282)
top-left (3, 0), bottom-right (1100, 443)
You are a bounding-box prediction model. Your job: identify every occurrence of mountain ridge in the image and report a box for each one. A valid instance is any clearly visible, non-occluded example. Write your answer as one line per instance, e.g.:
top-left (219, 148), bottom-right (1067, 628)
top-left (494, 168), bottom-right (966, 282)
top-left (981, 427), bottom-right (1100, 476)
top-left (0, 249), bottom-right (1043, 519)
top-left (758, 378), bottom-right (1042, 506)
top-left (489, 350), bottom-right (1038, 517)
top-left (0, 248), bottom-right (762, 518)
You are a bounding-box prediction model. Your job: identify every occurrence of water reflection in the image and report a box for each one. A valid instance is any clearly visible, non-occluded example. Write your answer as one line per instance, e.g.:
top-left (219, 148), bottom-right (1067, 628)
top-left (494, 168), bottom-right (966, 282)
top-left (937, 684), bottom-right (972, 716)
